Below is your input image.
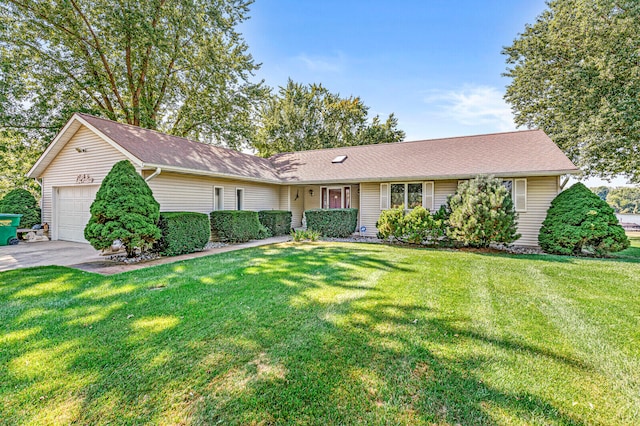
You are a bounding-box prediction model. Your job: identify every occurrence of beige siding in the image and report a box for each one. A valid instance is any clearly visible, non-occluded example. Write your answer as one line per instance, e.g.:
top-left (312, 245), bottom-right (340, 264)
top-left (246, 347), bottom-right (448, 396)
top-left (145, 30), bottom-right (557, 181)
top-left (279, 186), bottom-right (290, 211)
top-left (40, 126), bottom-right (129, 232)
top-left (514, 176), bottom-right (558, 246)
top-left (146, 172), bottom-right (279, 214)
top-left (360, 182), bottom-right (382, 237)
top-left (360, 177), bottom-right (559, 246)
top-left (304, 185), bottom-right (322, 210)
top-left (435, 180), bottom-right (457, 209)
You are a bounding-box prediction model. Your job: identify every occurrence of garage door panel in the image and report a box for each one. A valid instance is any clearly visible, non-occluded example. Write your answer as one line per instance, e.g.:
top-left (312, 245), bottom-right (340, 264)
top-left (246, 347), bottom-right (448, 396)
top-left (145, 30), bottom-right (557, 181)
top-left (56, 185), bottom-right (99, 243)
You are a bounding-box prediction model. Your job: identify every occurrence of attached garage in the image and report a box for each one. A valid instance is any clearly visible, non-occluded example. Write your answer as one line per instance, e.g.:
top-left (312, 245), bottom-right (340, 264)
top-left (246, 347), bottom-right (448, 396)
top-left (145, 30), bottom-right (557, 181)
top-left (54, 185), bottom-right (99, 243)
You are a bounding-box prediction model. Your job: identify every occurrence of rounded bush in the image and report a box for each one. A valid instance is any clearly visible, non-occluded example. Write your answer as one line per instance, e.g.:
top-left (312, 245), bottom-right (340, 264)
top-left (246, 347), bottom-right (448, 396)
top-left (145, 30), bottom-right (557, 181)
top-left (84, 160), bottom-right (161, 257)
top-left (0, 188), bottom-right (41, 228)
top-left (539, 183), bottom-right (629, 256)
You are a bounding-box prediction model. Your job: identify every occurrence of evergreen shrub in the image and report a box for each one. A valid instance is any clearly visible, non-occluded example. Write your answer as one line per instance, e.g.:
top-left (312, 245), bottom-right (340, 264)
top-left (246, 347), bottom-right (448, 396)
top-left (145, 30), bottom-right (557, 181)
top-left (258, 210), bottom-right (292, 236)
top-left (154, 212), bottom-right (210, 256)
top-left (84, 160), bottom-right (160, 257)
top-left (210, 210), bottom-right (261, 242)
top-left (447, 175), bottom-right (520, 248)
top-left (539, 183), bottom-right (629, 256)
top-left (0, 188), bottom-right (41, 228)
top-left (304, 208), bottom-right (358, 238)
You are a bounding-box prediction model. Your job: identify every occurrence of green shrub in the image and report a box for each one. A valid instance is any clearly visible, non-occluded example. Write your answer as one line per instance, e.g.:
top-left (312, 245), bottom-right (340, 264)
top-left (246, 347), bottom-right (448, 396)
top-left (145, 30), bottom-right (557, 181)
top-left (258, 210), bottom-right (292, 236)
top-left (304, 208), bottom-right (358, 238)
top-left (154, 212), bottom-right (210, 256)
top-left (85, 160), bottom-right (160, 257)
top-left (291, 229), bottom-right (320, 242)
top-left (0, 188), bottom-right (41, 228)
top-left (539, 183), bottom-right (629, 256)
top-left (210, 210), bottom-right (261, 242)
top-left (376, 205), bottom-right (446, 244)
top-left (257, 224), bottom-right (272, 240)
top-left (447, 175), bottom-right (520, 248)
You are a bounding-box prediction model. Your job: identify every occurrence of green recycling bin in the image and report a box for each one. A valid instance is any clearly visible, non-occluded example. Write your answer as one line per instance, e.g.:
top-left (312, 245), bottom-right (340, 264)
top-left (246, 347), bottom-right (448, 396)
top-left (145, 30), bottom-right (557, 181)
top-left (0, 214), bottom-right (22, 246)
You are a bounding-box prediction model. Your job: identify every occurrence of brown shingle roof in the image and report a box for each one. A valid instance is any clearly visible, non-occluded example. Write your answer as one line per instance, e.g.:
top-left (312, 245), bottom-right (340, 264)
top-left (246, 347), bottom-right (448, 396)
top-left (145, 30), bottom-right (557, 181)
top-left (78, 113), bottom-right (282, 183)
top-left (270, 130), bottom-right (578, 183)
top-left (78, 113), bottom-right (577, 183)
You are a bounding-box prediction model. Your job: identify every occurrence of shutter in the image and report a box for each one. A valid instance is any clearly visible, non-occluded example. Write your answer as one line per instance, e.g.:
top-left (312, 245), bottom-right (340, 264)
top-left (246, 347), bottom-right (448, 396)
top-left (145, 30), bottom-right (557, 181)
top-left (423, 182), bottom-right (434, 211)
top-left (380, 183), bottom-right (389, 210)
top-left (514, 178), bottom-right (527, 211)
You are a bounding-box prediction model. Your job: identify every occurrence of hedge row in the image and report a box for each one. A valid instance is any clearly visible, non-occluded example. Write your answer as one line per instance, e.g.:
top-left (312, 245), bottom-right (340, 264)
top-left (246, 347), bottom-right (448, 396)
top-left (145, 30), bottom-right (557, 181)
top-left (305, 208), bottom-right (358, 238)
top-left (258, 210), bottom-right (292, 236)
top-left (154, 212), bottom-right (210, 256)
top-left (210, 210), bottom-right (263, 242)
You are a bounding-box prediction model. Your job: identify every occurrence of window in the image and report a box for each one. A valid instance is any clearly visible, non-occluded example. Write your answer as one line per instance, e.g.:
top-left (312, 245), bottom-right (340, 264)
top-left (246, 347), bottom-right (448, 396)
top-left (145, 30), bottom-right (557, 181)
top-left (502, 179), bottom-right (527, 212)
top-left (213, 187), bottom-right (224, 211)
top-left (381, 182), bottom-right (434, 211)
top-left (236, 188), bottom-right (244, 210)
top-left (390, 184), bottom-right (405, 208)
top-left (407, 183), bottom-right (422, 208)
top-left (344, 186), bottom-right (351, 208)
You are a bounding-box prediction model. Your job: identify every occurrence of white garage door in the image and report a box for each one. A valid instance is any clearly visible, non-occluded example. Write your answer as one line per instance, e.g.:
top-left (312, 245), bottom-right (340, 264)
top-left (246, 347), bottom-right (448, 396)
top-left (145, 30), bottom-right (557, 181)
top-left (55, 185), bottom-right (99, 243)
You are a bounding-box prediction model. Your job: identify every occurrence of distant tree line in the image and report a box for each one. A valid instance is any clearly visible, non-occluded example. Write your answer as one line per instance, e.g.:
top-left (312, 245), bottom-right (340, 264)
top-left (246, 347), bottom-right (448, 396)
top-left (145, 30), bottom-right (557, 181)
top-left (590, 186), bottom-right (640, 214)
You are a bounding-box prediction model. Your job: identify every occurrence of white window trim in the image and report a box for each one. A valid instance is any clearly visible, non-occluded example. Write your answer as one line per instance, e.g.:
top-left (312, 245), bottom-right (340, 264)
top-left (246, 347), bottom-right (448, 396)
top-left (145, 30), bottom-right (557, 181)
top-left (386, 182), bottom-right (430, 211)
top-left (235, 187), bottom-right (244, 211)
top-left (213, 186), bottom-right (224, 211)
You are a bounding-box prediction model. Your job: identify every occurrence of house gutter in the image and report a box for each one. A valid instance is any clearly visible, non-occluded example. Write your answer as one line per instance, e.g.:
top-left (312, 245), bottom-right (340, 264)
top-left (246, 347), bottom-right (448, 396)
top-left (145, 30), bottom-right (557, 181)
top-left (145, 167), bottom-right (162, 182)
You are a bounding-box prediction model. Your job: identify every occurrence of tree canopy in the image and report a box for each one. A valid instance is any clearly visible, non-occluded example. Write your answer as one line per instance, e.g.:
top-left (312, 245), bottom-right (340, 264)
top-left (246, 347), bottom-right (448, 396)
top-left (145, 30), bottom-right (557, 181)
top-left (0, 132), bottom-right (42, 199)
top-left (503, 0), bottom-right (640, 182)
top-left (253, 79), bottom-right (405, 157)
top-left (606, 187), bottom-right (640, 214)
top-left (0, 0), bottom-right (265, 149)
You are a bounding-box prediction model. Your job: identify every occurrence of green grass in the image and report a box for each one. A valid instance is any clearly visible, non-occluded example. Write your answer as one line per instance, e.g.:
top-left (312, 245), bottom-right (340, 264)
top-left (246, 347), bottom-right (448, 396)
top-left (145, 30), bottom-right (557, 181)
top-left (1, 243), bottom-right (639, 425)
top-left (616, 232), bottom-right (640, 259)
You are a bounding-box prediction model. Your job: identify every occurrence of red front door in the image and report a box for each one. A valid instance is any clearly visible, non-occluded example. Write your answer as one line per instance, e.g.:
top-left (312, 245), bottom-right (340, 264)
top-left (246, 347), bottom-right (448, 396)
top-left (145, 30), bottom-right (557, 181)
top-left (329, 189), bottom-right (342, 208)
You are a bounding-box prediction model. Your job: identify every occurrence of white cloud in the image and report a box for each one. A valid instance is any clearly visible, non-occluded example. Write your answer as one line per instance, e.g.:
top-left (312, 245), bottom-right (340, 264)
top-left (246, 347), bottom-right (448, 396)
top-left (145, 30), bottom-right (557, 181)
top-left (294, 52), bottom-right (346, 73)
top-left (423, 85), bottom-right (516, 132)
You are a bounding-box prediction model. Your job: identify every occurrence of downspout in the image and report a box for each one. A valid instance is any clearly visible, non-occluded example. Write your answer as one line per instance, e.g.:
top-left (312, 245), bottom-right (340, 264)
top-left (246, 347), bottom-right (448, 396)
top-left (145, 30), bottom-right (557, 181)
top-left (145, 167), bottom-right (162, 182)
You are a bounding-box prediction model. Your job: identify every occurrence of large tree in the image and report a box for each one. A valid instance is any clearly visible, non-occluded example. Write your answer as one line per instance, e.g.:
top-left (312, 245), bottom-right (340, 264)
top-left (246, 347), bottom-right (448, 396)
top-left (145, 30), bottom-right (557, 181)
top-left (254, 79), bottom-right (405, 157)
top-left (0, 132), bottom-right (42, 198)
top-left (0, 0), bottom-right (265, 148)
top-left (503, 0), bottom-right (640, 182)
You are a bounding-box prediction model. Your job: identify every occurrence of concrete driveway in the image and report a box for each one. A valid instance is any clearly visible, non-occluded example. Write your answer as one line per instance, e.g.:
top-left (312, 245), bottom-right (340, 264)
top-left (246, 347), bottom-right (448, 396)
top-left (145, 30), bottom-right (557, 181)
top-left (0, 241), bottom-right (103, 272)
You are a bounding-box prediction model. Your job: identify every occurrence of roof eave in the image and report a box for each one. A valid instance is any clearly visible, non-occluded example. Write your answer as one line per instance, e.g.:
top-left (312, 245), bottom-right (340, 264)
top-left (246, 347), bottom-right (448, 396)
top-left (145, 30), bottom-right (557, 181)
top-left (141, 163), bottom-right (284, 185)
top-left (280, 168), bottom-right (581, 185)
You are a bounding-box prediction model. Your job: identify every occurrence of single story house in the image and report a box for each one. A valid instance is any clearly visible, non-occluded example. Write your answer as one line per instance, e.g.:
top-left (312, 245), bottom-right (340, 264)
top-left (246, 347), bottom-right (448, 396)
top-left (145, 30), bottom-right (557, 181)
top-left (27, 113), bottom-right (579, 246)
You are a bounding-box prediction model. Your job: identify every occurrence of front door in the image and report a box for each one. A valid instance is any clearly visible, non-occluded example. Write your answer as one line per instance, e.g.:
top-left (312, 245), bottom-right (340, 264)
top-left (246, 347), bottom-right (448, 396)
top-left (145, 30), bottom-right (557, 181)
top-left (328, 188), bottom-right (342, 208)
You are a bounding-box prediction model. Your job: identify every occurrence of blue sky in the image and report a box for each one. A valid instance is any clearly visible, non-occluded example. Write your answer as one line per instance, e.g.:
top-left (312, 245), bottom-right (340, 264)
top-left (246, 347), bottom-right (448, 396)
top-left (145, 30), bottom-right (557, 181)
top-left (240, 0), bottom-right (629, 186)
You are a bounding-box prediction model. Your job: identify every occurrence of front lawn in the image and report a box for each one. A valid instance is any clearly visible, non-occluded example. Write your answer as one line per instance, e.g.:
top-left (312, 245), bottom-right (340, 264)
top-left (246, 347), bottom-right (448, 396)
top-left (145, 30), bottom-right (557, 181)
top-left (1, 243), bottom-right (639, 425)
